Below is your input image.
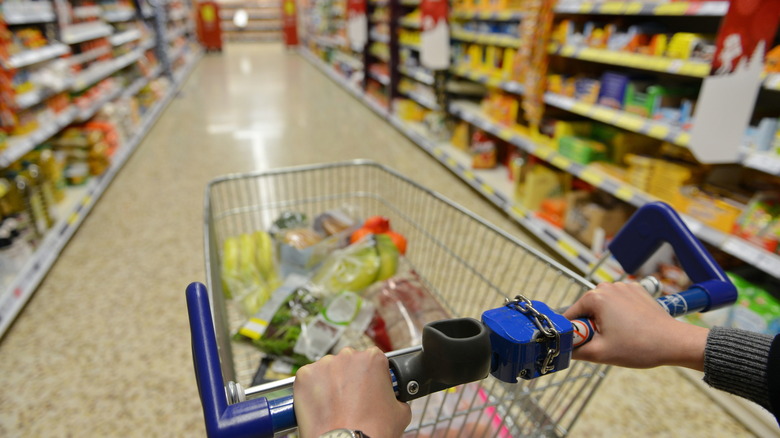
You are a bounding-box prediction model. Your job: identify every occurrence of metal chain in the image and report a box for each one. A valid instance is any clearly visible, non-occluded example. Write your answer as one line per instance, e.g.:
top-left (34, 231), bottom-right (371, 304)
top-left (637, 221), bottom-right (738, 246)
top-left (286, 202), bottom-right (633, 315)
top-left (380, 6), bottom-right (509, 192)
top-left (506, 294), bottom-right (561, 375)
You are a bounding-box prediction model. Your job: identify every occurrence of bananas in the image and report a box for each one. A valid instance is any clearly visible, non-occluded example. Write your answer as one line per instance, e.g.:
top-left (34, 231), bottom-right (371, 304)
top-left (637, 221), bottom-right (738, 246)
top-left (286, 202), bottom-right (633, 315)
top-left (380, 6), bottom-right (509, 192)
top-left (221, 230), bottom-right (279, 315)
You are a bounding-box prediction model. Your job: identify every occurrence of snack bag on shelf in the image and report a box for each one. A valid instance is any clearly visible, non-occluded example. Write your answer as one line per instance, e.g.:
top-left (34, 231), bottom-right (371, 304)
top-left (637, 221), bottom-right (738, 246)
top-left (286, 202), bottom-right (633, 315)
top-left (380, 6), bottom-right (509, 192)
top-left (732, 193), bottom-right (780, 252)
top-left (470, 129), bottom-right (497, 169)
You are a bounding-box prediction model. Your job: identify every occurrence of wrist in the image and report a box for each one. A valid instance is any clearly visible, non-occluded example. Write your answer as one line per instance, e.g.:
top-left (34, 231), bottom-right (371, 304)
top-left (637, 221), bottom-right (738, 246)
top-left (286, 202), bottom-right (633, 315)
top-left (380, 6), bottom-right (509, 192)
top-left (663, 321), bottom-right (709, 371)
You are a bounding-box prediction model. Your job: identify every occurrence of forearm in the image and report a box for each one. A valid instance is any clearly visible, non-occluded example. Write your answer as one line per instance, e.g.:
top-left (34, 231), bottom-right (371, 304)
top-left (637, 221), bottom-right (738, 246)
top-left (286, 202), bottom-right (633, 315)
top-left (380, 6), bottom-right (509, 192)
top-left (702, 326), bottom-right (774, 413)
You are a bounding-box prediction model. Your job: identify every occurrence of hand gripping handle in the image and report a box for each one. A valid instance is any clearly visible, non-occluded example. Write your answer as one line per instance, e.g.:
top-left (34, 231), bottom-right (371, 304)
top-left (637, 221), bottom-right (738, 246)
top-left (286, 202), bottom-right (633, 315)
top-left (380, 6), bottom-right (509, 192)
top-left (607, 202), bottom-right (737, 312)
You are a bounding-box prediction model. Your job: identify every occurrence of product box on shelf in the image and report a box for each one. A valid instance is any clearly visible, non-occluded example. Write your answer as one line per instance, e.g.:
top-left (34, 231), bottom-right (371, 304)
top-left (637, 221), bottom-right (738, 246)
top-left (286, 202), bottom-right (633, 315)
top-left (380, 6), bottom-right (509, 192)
top-left (625, 154), bottom-right (700, 208)
top-left (514, 159), bottom-right (570, 211)
top-left (678, 186), bottom-right (744, 234)
top-left (558, 136), bottom-right (608, 165)
top-left (470, 129), bottom-right (497, 169)
top-left (564, 190), bottom-right (632, 252)
top-left (733, 193), bottom-right (780, 252)
top-left (690, 272), bottom-right (780, 334)
top-left (596, 71), bottom-right (631, 110)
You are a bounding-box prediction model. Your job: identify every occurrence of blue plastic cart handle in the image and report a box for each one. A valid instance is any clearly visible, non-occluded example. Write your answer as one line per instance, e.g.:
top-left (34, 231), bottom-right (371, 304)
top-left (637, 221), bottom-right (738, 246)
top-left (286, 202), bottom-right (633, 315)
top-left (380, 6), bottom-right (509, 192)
top-left (187, 282), bottom-right (278, 438)
top-left (607, 202), bottom-right (737, 312)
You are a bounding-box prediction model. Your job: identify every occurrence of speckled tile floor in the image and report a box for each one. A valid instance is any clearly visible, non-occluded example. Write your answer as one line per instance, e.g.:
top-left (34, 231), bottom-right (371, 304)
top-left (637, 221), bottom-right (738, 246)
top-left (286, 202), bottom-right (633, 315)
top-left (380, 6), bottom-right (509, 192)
top-left (0, 43), bottom-right (760, 437)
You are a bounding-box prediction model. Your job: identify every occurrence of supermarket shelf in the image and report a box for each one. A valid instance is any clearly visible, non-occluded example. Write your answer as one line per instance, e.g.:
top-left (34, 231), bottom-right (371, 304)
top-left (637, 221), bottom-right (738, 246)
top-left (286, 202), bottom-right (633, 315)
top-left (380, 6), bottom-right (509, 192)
top-left (448, 100), bottom-right (780, 280)
top-left (75, 84), bottom-right (124, 122)
top-left (387, 115), bottom-right (621, 282)
top-left (399, 41), bottom-right (420, 51)
top-left (398, 64), bottom-right (434, 85)
top-left (368, 45), bottom-right (390, 63)
top-left (451, 9), bottom-right (525, 21)
top-left (554, 1), bottom-right (729, 16)
top-left (4, 43), bottom-right (70, 69)
top-left (14, 77), bottom-right (75, 110)
top-left (403, 90), bottom-right (439, 110)
top-left (103, 7), bottom-right (138, 22)
top-left (219, 10), bottom-right (281, 20)
top-left (0, 54), bottom-right (201, 339)
top-left (167, 25), bottom-right (189, 42)
top-left (299, 46), bottom-right (621, 282)
top-left (1, 108), bottom-right (77, 167)
top-left (2, 1), bottom-right (56, 24)
top-left (298, 47), bottom-right (383, 113)
top-left (399, 18), bottom-right (421, 29)
top-left (61, 22), bottom-right (114, 45)
top-left (68, 46), bottom-right (112, 66)
top-left (548, 43), bottom-right (711, 78)
top-left (368, 70), bottom-right (390, 86)
top-left (370, 30), bottom-right (390, 44)
top-left (544, 92), bottom-right (690, 146)
top-left (168, 7), bottom-right (189, 21)
top-left (765, 74), bottom-right (780, 91)
top-left (332, 52), bottom-right (363, 70)
top-left (451, 29), bottom-right (521, 48)
top-left (173, 48), bottom-right (203, 84)
top-left (313, 35), bottom-right (348, 49)
top-left (122, 66), bottom-right (162, 98)
top-left (450, 64), bottom-right (524, 95)
top-left (169, 44), bottom-right (189, 65)
top-left (218, 1), bottom-right (280, 9)
top-left (109, 29), bottom-right (143, 46)
top-left (222, 24), bottom-right (281, 32)
top-left (73, 5), bottom-right (103, 19)
top-left (71, 48), bottom-right (143, 92)
top-left (740, 149), bottom-right (780, 176)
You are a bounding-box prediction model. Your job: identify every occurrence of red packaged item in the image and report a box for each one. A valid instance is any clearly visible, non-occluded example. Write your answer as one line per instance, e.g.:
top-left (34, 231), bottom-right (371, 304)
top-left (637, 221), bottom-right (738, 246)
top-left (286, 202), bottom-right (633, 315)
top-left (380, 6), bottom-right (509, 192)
top-left (364, 269), bottom-right (449, 351)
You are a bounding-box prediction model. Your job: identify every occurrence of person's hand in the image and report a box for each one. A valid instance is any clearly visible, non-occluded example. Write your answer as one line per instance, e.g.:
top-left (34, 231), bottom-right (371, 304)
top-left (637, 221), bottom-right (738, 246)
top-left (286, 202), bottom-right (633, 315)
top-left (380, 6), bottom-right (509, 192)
top-left (562, 282), bottom-right (709, 371)
top-left (293, 347), bottom-right (411, 438)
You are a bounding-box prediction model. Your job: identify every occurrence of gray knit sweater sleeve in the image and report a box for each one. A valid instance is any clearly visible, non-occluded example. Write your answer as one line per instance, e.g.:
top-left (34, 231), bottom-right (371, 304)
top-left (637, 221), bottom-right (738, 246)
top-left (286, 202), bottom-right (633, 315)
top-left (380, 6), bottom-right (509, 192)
top-left (703, 326), bottom-right (773, 411)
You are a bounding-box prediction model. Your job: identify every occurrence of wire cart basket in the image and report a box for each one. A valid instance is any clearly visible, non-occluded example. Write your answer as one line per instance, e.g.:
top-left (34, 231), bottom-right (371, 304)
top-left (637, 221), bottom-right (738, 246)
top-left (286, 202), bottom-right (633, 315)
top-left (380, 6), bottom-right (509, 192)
top-left (189, 160), bottom-right (735, 437)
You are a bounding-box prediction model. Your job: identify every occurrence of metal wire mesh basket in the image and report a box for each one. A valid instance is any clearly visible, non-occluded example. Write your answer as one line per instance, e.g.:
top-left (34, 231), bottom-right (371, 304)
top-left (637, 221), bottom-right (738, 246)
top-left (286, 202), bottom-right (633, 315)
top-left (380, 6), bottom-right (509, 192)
top-left (203, 160), bottom-right (607, 437)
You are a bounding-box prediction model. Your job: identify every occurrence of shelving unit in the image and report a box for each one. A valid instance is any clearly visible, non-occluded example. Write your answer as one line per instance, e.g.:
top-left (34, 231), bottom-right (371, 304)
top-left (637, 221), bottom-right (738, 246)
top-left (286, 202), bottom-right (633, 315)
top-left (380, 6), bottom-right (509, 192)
top-left (0, 0), bottom-right (203, 337)
top-left (1, 1), bottom-right (57, 25)
top-left (298, 0), bottom-right (780, 287)
top-left (0, 51), bottom-right (201, 337)
top-left (547, 43), bottom-right (711, 77)
top-left (217, 0), bottom-right (283, 42)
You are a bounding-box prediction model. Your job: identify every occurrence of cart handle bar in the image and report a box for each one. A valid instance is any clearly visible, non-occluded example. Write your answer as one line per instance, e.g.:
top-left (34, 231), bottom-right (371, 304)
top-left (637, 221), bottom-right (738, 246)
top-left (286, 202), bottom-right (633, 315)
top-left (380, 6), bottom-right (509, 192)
top-left (188, 281), bottom-right (729, 437)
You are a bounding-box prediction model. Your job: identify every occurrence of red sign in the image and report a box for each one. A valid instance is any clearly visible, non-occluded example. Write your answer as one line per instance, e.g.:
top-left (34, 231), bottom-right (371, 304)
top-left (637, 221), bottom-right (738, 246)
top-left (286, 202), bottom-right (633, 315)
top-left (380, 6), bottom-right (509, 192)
top-left (420, 0), bottom-right (449, 69)
top-left (711, 0), bottom-right (780, 75)
top-left (346, 0), bottom-right (367, 51)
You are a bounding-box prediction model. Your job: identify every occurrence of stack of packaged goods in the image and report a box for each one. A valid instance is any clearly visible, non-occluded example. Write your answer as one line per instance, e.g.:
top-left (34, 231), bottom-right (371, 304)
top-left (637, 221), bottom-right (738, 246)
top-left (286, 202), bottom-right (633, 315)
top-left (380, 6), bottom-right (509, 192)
top-left (0, 148), bottom-right (64, 286)
top-left (218, 209), bottom-right (460, 379)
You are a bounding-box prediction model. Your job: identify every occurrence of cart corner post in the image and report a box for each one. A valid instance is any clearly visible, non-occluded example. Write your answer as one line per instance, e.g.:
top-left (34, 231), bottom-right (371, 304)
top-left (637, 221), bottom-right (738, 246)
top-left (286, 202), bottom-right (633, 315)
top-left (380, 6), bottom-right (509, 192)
top-left (187, 282), bottom-right (276, 438)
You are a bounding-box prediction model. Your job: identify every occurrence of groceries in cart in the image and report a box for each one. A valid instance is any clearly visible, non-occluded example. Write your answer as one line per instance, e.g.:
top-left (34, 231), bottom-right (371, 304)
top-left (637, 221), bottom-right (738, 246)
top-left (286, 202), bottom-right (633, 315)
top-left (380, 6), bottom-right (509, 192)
top-left (223, 208), bottom-right (442, 367)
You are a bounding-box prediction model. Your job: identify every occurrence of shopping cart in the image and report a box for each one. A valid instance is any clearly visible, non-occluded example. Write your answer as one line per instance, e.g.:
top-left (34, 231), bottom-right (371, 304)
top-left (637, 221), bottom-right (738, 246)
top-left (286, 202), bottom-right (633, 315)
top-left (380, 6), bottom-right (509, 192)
top-left (187, 160), bottom-right (736, 437)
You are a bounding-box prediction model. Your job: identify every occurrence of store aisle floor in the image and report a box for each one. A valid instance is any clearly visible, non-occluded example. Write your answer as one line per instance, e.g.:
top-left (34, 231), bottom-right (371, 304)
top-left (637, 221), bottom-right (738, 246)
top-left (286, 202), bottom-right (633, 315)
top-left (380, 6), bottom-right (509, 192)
top-left (0, 44), bottom-right (754, 437)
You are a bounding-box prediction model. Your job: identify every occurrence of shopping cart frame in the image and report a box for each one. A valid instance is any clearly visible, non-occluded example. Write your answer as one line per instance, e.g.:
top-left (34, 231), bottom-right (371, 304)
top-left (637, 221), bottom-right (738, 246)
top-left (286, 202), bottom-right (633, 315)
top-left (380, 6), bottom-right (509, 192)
top-left (198, 160), bottom-right (612, 437)
top-left (194, 160), bottom-right (734, 437)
